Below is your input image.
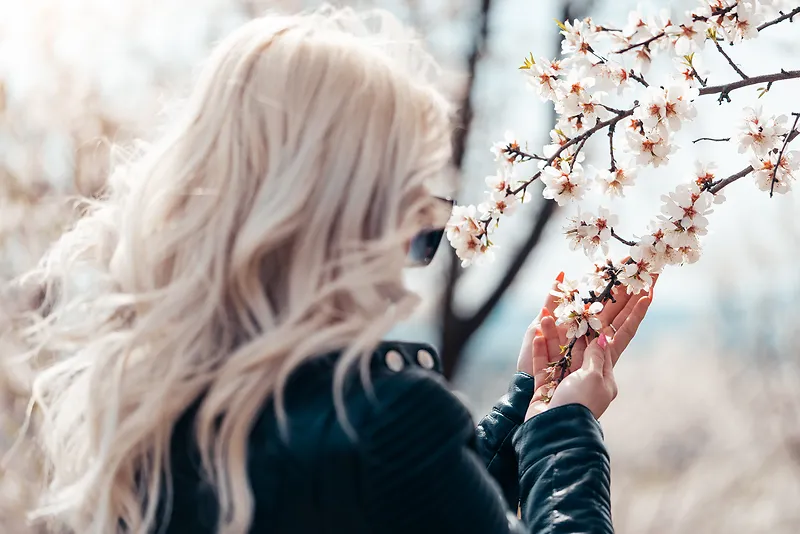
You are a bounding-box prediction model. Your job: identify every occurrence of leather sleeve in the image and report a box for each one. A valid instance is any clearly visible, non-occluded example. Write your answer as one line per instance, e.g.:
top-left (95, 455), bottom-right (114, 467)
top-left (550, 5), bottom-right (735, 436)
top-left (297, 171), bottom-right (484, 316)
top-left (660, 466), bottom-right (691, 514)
top-left (474, 372), bottom-right (534, 508)
top-left (358, 370), bottom-right (612, 534)
top-left (513, 403), bottom-right (614, 534)
top-left (358, 369), bottom-right (524, 534)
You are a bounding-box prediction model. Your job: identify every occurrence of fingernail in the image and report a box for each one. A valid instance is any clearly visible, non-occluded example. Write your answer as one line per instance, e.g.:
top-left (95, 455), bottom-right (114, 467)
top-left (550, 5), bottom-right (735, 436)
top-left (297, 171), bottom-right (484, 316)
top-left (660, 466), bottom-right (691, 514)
top-left (535, 327), bottom-right (543, 337)
top-left (598, 334), bottom-right (608, 349)
top-left (556, 271), bottom-right (565, 283)
top-left (541, 307), bottom-right (552, 318)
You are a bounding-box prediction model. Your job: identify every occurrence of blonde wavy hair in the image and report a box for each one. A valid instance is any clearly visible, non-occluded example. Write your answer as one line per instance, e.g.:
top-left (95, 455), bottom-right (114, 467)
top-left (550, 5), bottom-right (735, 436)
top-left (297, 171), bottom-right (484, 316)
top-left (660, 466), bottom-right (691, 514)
top-left (14, 6), bottom-right (452, 534)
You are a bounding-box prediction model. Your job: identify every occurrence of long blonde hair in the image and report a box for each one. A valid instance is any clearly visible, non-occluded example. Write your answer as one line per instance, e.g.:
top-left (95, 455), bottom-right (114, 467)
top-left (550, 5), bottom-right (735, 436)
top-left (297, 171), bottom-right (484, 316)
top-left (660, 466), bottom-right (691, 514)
top-left (16, 6), bottom-right (452, 533)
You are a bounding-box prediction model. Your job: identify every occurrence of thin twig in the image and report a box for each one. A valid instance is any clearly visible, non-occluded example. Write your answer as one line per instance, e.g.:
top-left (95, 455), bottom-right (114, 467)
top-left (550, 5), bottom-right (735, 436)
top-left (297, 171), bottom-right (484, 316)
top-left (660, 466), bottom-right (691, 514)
top-left (629, 70), bottom-right (650, 87)
top-left (770, 112), bottom-right (800, 198)
top-left (506, 145), bottom-right (547, 162)
top-left (614, 31), bottom-right (665, 54)
top-left (713, 39), bottom-right (748, 80)
top-left (608, 122), bottom-right (617, 172)
top-left (693, 137), bottom-right (731, 144)
top-left (691, 65), bottom-right (708, 87)
top-left (598, 103), bottom-right (627, 115)
top-left (611, 228), bottom-right (637, 247)
top-left (509, 107), bottom-right (637, 196)
top-left (758, 6), bottom-right (800, 32)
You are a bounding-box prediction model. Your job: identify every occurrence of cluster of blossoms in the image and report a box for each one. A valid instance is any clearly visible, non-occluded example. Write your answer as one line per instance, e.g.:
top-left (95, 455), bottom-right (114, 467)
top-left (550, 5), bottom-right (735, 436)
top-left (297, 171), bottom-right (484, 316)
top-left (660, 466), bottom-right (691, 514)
top-left (446, 0), bottom-right (800, 376)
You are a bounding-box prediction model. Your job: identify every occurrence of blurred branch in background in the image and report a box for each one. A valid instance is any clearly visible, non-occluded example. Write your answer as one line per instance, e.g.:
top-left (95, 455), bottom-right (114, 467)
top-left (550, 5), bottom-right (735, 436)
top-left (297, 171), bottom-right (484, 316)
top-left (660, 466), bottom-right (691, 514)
top-left (439, 0), bottom-right (598, 380)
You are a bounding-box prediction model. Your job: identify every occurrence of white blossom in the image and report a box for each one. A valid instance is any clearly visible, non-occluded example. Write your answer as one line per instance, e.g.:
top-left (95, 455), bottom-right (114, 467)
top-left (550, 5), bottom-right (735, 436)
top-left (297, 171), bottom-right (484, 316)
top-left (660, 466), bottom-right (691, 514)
top-left (595, 165), bottom-right (637, 197)
top-left (667, 18), bottom-right (709, 56)
top-left (589, 60), bottom-right (630, 94)
top-left (626, 128), bottom-right (675, 168)
top-left (638, 222), bottom-right (683, 270)
top-left (557, 69), bottom-right (596, 116)
top-left (541, 162), bottom-right (587, 206)
top-left (490, 131), bottom-right (523, 167)
top-left (564, 207), bottom-right (618, 259)
top-left (562, 90), bottom-right (611, 131)
top-left (585, 261), bottom-right (616, 294)
top-left (527, 58), bottom-right (566, 101)
top-left (446, 205), bottom-right (491, 267)
top-left (485, 169), bottom-right (510, 194)
top-left (737, 107), bottom-right (789, 156)
top-left (559, 301), bottom-right (604, 339)
top-left (673, 54), bottom-right (709, 88)
top-left (659, 182), bottom-right (714, 250)
top-left (618, 245), bottom-right (655, 294)
top-left (479, 190), bottom-right (519, 218)
top-left (750, 150), bottom-right (800, 194)
top-left (623, 10), bottom-right (655, 42)
top-left (634, 84), bottom-right (699, 133)
top-left (560, 18), bottom-right (600, 66)
top-left (550, 278), bottom-right (581, 317)
top-left (723, 1), bottom-right (763, 43)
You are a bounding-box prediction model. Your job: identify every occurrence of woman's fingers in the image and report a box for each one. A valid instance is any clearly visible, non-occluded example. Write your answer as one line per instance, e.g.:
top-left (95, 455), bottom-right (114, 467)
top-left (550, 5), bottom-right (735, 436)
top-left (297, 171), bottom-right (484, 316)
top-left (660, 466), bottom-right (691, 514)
top-left (611, 288), bottom-right (648, 331)
top-left (540, 316), bottom-right (562, 363)
top-left (541, 272), bottom-right (565, 316)
top-left (568, 335), bottom-right (588, 371)
top-left (532, 335), bottom-right (549, 389)
top-left (581, 337), bottom-right (604, 373)
top-left (609, 295), bottom-right (652, 364)
top-left (597, 286), bottom-right (633, 327)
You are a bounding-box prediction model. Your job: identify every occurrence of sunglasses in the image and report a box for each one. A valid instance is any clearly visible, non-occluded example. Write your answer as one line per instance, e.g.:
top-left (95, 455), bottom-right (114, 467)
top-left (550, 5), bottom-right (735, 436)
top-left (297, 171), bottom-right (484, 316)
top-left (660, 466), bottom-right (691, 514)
top-left (406, 196), bottom-right (455, 267)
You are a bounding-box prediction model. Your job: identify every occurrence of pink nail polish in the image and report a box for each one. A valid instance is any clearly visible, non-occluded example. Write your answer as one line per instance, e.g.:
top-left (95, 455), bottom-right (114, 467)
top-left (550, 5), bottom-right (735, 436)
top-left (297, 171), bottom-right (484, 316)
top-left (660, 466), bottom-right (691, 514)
top-left (598, 335), bottom-right (608, 349)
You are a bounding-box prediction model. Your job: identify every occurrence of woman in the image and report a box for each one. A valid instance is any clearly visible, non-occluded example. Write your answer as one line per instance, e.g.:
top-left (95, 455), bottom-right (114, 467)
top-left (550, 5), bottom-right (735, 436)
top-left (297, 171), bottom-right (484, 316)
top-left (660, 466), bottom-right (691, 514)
top-left (17, 6), bottom-right (652, 534)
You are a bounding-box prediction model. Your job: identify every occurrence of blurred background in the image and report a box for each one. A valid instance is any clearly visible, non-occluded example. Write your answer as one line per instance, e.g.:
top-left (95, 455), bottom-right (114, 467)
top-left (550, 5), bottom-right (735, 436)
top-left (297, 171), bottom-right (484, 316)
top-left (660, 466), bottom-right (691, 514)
top-left (1, 0), bottom-right (800, 532)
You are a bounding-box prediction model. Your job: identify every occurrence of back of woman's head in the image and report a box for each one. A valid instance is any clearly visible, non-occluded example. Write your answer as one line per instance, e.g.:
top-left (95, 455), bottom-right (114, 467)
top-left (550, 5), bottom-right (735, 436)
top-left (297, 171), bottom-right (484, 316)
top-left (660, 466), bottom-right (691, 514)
top-left (19, 6), bottom-right (452, 533)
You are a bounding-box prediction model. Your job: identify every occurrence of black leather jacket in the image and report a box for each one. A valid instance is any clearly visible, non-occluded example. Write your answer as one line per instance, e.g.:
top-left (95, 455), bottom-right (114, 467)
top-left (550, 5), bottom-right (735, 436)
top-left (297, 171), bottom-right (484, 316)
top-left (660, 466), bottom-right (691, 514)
top-left (163, 341), bottom-right (613, 533)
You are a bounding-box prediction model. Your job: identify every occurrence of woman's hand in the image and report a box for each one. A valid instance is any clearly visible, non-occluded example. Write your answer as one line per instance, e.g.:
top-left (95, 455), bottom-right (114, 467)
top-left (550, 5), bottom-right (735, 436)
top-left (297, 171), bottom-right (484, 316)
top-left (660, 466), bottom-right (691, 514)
top-left (519, 272), bottom-right (655, 421)
top-left (547, 333), bottom-right (617, 419)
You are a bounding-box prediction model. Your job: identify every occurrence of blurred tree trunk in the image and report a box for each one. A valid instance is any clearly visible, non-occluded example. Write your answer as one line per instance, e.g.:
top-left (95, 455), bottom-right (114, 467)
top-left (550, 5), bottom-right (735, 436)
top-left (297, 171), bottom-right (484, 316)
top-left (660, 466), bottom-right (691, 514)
top-left (439, 0), bottom-right (598, 380)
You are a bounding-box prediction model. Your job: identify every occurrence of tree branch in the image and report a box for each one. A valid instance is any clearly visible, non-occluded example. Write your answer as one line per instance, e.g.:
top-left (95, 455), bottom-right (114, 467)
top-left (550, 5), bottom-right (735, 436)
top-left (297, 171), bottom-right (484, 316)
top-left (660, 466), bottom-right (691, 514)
top-left (699, 69), bottom-right (800, 101)
top-left (758, 6), bottom-right (800, 32)
top-left (770, 112), bottom-right (800, 198)
top-left (464, 200), bottom-right (558, 334)
top-left (440, 0), bottom-right (493, 379)
top-left (509, 107), bottom-right (637, 196)
top-left (708, 165), bottom-right (754, 194)
top-left (713, 39), bottom-right (748, 80)
top-left (707, 130), bottom-right (800, 195)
